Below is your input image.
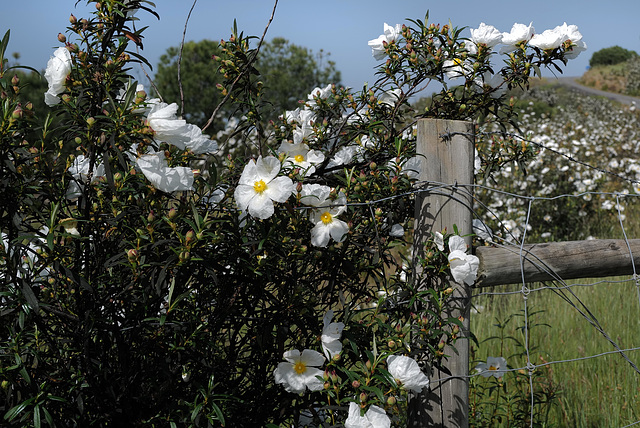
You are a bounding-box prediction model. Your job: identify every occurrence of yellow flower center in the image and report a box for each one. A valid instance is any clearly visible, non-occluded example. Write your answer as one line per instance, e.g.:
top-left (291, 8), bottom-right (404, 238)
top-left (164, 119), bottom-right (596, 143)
top-left (453, 58), bottom-right (463, 67)
top-left (489, 365), bottom-right (497, 371)
top-left (320, 211), bottom-right (333, 225)
top-left (293, 361), bottom-right (307, 375)
top-left (294, 154), bottom-right (305, 163)
top-left (253, 179), bottom-right (267, 193)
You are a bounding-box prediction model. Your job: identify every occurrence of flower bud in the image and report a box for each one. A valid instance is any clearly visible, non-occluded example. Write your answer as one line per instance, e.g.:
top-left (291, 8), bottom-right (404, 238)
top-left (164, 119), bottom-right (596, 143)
top-left (58, 33), bottom-right (67, 43)
top-left (86, 117), bottom-right (96, 128)
top-left (185, 230), bottom-right (196, 243)
top-left (11, 75), bottom-right (19, 86)
top-left (127, 249), bottom-right (138, 262)
top-left (168, 207), bottom-right (178, 221)
top-left (11, 105), bottom-right (23, 119)
top-left (359, 392), bottom-right (367, 403)
top-left (352, 380), bottom-right (360, 388)
top-left (69, 14), bottom-right (77, 24)
top-left (387, 396), bottom-right (397, 406)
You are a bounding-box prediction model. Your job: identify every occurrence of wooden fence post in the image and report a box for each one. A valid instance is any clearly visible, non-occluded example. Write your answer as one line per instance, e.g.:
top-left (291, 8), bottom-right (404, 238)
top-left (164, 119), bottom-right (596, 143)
top-left (409, 119), bottom-right (474, 428)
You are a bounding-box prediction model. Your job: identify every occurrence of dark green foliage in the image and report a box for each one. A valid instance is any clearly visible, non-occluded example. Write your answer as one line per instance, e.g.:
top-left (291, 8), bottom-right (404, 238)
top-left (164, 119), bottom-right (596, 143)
top-left (153, 37), bottom-right (342, 128)
top-left (589, 45), bottom-right (638, 67)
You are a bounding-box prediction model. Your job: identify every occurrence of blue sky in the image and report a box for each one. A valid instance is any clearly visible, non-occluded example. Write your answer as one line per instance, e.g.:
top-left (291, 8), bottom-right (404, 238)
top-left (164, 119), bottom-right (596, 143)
top-left (3, 0), bottom-right (640, 94)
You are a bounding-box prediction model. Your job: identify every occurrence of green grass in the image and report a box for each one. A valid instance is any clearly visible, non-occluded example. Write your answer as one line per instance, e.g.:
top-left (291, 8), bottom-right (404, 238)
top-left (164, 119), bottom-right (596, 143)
top-left (471, 277), bottom-right (640, 427)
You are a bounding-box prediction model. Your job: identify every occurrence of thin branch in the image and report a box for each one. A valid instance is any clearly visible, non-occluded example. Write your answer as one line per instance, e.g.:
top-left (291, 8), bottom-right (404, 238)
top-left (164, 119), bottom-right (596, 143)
top-left (202, 0), bottom-right (279, 132)
top-left (178, 0), bottom-right (199, 116)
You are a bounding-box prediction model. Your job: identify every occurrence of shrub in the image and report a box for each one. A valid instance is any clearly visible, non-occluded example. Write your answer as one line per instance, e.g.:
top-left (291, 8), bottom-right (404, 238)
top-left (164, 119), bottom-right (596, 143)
top-left (589, 45), bottom-right (638, 67)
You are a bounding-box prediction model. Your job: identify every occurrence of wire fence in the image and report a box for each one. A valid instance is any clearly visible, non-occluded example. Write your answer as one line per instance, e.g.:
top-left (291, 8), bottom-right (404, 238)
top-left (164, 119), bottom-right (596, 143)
top-left (321, 122), bottom-right (640, 426)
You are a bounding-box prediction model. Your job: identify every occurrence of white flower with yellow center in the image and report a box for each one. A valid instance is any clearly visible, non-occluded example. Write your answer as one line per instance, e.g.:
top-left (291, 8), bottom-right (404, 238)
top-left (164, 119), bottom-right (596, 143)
top-left (277, 141), bottom-right (324, 176)
top-left (475, 356), bottom-right (508, 378)
top-left (273, 349), bottom-right (325, 393)
top-left (300, 184), bottom-right (349, 247)
top-left (234, 156), bottom-right (294, 219)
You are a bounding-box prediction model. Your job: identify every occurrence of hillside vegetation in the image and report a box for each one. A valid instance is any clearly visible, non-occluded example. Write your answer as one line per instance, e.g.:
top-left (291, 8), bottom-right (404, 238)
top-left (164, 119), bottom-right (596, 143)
top-left (577, 47), bottom-right (640, 96)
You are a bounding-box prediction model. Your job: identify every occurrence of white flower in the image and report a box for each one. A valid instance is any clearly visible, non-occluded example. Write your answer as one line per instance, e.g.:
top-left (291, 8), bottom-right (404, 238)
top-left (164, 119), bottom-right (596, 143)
top-left (389, 224), bottom-right (404, 238)
top-left (387, 355), bottom-right (430, 392)
top-left (345, 402), bottom-right (391, 428)
top-left (301, 185), bottom-right (349, 247)
top-left (234, 156), bottom-right (293, 219)
top-left (434, 231), bottom-right (445, 251)
top-left (60, 218), bottom-right (80, 236)
top-left (136, 150), bottom-right (194, 193)
top-left (327, 146), bottom-right (357, 168)
top-left (564, 39), bottom-right (587, 60)
top-left (368, 23), bottom-right (402, 60)
top-left (277, 141), bottom-right (324, 176)
top-left (500, 22), bottom-right (534, 53)
top-left (443, 58), bottom-right (471, 80)
top-left (66, 154), bottom-right (105, 199)
top-left (467, 23), bottom-right (502, 54)
top-left (529, 22), bottom-right (582, 51)
top-left (378, 88), bottom-right (402, 107)
top-left (321, 310), bottom-right (345, 360)
top-left (144, 100), bottom-right (217, 154)
top-left (273, 349), bottom-right (325, 393)
top-left (472, 219), bottom-right (493, 242)
top-left (475, 72), bottom-right (507, 98)
top-left (307, 84), bottom-right (333, 107)
top-left (529, 27), bottom-right (564, 50)
top-left (44, 47), bottom-right (72, 106)
top-left (447, 235), bottom-right (479, 285)
top-left (475, 356), bottom-right (508, 378)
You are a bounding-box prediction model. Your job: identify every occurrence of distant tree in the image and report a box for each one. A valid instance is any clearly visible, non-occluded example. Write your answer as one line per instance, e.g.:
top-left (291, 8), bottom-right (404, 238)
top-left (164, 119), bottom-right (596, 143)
top-left (589, 45), bottom-right (638, 67)
top-left (154, 40), bottom-right (223, 128)
top-left (255, 37), bottom-right (341, 116)
top-left (153, 38), bottom-right (341, 128)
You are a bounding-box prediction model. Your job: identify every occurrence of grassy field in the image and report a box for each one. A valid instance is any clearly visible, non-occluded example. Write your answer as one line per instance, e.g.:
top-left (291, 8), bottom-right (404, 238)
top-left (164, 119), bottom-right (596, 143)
top-left (471, 277), bottom-right (640, 427)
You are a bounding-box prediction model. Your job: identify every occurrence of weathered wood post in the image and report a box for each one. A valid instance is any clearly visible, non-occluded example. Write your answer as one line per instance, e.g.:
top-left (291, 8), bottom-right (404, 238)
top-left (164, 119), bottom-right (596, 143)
top-left (409, 119), bottom-right (474, 427)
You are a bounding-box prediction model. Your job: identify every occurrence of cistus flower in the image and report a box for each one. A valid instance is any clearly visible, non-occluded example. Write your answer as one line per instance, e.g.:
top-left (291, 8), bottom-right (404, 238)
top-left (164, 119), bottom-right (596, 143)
top-left (136, 150), bottom-right (194, 193)
top-left (447, 235), bottom-right (480, 285)
top-left (234, 156), bottom-right (293, 219)
top-left (300, 184), bottom-right (349, 247)
top-left (345, 402), bottom-right (391, 428)
top-left (467, 22), bottom-right (503, 54)
top-left (144, 100), bottom-right (217, 154)
top-left (529, 22), bottom-right (584, 52)
top-left (368, 23), bottom-right (402, 60)
top-left (386, 355), bottom-right (430, 392)
top-left (321, 310), bottom-right (344, 360)
top-left (500, 22), bottom-right (535, 53)
top-left (44, 46), bottom-right (72, 106)
top-left (66, 154), bottom-right (105, 199)
top-left (475, 356), bottom-right (508, 378)
top-left (277, 140), bottom-right (324, 176)
top-left (273, 349), bottom-right (325, 393)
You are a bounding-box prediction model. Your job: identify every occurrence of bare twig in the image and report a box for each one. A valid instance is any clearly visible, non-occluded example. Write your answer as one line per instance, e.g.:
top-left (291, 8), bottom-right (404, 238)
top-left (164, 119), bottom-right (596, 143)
top-left (202, 0), bottom-right (279, 132)
top-left (178, 0), bottom-right (199, 117)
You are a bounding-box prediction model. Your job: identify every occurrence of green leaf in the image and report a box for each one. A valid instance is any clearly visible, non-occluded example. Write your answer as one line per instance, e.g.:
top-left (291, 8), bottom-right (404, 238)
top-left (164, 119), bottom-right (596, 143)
top-left (4, 397), bottom-right (34, 421)
top-left (33, 404), bottom-right (41, 428)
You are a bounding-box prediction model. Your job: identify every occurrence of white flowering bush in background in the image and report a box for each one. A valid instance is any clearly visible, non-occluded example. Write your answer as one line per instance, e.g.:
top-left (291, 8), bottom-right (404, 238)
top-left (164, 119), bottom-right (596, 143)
top-left (475, 84), bottom-right (640, 245)
top-left (0, 1), bottom-right (581, 426)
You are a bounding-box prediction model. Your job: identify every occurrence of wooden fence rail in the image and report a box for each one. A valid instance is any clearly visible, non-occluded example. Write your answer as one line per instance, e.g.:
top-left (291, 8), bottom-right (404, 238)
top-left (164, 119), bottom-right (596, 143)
top-left (475, 239), bottom-right (640, 287)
